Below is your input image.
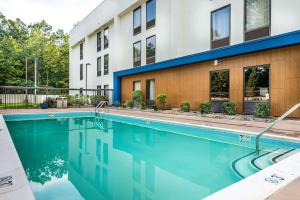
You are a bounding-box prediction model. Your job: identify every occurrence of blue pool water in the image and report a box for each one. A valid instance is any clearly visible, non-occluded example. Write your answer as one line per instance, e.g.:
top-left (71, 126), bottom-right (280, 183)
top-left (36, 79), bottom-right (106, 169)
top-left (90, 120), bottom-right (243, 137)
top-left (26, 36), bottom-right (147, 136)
top-left (4, 112), bottom-right (300, 200)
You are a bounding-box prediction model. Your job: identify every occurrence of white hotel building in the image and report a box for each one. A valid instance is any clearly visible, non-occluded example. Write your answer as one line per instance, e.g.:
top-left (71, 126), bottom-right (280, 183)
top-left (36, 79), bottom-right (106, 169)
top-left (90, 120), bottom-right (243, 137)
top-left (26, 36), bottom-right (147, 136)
top-left (69, 0), bottom-right (300, 117)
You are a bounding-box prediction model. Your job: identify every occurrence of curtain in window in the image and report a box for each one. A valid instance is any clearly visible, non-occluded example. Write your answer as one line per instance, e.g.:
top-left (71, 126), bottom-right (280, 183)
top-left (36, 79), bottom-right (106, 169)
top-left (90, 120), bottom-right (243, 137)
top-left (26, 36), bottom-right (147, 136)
top-left (212, 6), bottom-right (230, 40)
top-left (149, 80), bottom-right (155, 101)
top-left (246, 0), bottom-right (270, 31)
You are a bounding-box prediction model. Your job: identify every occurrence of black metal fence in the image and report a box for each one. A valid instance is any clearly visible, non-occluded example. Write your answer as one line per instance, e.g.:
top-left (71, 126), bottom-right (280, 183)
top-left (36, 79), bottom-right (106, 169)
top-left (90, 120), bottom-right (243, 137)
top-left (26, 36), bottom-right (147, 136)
top-left (0, 86), bottom-right (113, 109)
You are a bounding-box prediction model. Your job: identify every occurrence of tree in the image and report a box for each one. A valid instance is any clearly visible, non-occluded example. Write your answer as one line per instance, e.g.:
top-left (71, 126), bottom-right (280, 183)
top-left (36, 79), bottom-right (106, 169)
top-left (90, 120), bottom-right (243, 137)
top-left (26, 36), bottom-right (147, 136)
top-left (0, 13), bottom-right (69, 87)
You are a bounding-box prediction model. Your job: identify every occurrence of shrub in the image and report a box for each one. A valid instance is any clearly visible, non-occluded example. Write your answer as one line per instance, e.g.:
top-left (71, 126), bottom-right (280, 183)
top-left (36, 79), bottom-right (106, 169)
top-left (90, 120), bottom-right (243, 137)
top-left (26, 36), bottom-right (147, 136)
top-left (141, 102), bottom-right (146, 110)
top-left (255, 102), bottom-right (270, 118)
top-left (132, 90), bottom-right (143, 103)
top-left (180, 101), bottom-right (190, 112)
top-left (156, 93), bottom-right (167, 110)
top-left (90, 95), bottom-right (109, 106)
top-left (199, 101), bottom-right (212, 114)
top-left (152, 104), bottom-right (158, 111)
top-left (222, 102), bottom-right (237, 115)
top-left (126, 101), bottom-right (133, 108)
top-left (121, 101), bottom-right (127, 108)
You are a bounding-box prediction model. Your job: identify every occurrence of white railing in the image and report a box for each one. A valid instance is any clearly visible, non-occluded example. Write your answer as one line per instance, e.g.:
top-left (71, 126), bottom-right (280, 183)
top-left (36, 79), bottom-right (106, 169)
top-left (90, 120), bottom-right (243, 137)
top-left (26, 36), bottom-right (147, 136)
top-left (95, 101), bottom-right (109, 114)
top-left (256, 103), bottom-right (300, 152)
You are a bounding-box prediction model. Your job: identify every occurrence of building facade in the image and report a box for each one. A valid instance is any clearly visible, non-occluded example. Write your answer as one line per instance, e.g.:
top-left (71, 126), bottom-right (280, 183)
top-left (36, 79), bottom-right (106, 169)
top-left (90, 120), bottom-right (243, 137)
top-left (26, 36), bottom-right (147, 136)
top-left (69, 0), bottom-right (300, 117)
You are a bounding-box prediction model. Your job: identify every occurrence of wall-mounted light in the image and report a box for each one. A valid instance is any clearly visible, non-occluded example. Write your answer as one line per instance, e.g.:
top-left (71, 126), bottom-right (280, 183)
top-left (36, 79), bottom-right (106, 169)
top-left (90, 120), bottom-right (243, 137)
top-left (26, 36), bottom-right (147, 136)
top-left (214, 60), bottom-right (218, 66)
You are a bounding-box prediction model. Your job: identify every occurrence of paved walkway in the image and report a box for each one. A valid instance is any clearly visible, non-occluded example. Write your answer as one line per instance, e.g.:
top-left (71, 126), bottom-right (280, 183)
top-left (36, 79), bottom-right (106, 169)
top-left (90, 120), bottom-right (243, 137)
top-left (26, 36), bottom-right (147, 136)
top-left (1, 108), bottom-right (300, 139)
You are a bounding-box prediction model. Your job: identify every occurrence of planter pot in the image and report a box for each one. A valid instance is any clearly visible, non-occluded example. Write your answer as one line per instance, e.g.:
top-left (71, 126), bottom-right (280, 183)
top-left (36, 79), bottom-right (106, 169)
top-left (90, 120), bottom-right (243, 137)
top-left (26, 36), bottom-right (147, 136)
top-left (40, 103), bottom-right (49, 109)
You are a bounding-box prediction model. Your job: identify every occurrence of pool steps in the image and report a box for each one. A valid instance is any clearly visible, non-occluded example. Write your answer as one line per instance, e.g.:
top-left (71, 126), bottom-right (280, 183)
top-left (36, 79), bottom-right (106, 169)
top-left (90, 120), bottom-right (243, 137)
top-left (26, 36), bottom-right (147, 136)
top-left (232, 148), bottom-right (298, 178)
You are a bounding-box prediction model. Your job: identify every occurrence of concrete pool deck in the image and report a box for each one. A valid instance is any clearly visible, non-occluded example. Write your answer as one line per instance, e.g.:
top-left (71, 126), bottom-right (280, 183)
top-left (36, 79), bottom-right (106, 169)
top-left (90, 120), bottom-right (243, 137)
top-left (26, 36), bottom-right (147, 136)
top-left (0, 107), bottom-right (299, 200)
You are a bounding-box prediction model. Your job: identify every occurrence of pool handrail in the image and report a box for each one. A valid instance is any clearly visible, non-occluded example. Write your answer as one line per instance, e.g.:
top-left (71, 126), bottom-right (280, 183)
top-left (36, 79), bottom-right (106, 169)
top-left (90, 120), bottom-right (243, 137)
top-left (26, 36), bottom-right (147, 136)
top-left (256, 103), bottom-right (300, 152)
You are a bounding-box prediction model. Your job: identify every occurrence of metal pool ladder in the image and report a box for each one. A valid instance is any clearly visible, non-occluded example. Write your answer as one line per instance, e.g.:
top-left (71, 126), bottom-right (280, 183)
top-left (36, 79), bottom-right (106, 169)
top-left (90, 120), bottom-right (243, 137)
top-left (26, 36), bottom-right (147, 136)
top-left (95, 101), bottom-right (109, 115)
top-left (256, 103), bottom-right (300, 152)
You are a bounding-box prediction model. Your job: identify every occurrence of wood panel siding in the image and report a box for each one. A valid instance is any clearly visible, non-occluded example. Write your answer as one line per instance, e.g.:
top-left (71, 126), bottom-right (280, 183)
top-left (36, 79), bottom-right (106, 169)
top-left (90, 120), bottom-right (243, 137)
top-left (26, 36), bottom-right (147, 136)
top-left (121, 45), bottom-right (300, 117)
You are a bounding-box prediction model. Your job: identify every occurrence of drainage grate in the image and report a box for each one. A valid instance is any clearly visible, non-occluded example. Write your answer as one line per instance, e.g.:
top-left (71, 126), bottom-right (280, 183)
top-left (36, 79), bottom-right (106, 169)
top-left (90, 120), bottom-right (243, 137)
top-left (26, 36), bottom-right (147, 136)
top-left (0, 176), bottom-right (13, 189)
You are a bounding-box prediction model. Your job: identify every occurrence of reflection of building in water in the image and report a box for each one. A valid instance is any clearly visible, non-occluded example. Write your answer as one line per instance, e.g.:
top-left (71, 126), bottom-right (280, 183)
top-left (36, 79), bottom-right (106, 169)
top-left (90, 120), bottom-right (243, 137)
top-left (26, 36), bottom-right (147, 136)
top-left (67, 117), bottom-right (244, 200)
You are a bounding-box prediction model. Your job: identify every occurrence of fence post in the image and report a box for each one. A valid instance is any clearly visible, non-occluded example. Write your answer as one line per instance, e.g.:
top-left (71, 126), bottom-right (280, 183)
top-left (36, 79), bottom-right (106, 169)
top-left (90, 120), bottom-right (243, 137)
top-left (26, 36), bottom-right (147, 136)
top-left (4, 88), bottom-right (6, 109)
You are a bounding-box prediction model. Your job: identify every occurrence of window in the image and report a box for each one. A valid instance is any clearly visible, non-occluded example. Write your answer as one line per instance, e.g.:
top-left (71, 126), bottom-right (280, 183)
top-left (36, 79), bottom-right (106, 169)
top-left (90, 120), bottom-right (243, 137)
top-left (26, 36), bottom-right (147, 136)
top-left (104, 28), bottom-right (109, 49)
top-left (211, 5), bottom-right (230, 49)
top-left (133, 81), bottom-right (141, 91)
top-left (146, 0), bottom-right (156, 29)
top-left (245, 0), bottom-right (270, 41)
top-left (80, 43), bottom-right (83, 60)
top-left (80, 88), bottom-right (83, 95)
top-left (244, 65), bottom-right (270, 114)
top-left (97, 85), bottom-right (102, 96)
top-left (80, 64), bottom-right (83, 80)
top-left (97, 57), bottom-right (101, 77)
top-left (133, 41), bottom-right (141, 67)
top-left (146, 35), bottom-right (156, 64)
top-left (104, 85), bottom-right (109, 98)
top-left (104, 54), bottom-right (109, 75)
top-left (210, 70), bottom-right (230, 112)
top-left (133, 7), bottom-right (141, 35)
top-left (146, 79), bottom-right (155, 106)
top-left (97, 32), bottom-right (101, 52)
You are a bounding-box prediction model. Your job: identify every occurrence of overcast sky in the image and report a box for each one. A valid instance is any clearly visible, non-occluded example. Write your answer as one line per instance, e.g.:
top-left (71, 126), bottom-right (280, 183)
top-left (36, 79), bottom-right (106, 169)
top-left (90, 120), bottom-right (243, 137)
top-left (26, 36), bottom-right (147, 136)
top-left (1, 0), bottom-right (104, 32)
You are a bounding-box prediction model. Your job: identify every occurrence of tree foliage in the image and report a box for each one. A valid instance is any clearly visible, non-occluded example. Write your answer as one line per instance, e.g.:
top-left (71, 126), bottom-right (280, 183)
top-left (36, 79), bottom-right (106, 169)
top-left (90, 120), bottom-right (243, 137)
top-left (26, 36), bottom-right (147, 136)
top-left (0, 13), bottom-right (69, 87)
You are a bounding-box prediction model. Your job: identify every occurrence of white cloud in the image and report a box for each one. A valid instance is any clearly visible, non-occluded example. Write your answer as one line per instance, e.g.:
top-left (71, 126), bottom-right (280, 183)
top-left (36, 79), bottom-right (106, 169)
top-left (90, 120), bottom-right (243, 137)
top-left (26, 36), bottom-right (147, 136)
top-left (0, 0), bottom-right (104, 32)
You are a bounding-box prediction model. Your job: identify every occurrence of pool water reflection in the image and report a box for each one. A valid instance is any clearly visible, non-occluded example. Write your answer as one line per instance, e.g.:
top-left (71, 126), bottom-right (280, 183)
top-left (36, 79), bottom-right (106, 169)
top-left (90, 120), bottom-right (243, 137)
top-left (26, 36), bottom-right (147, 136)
top-left (6, 116), bottom-right (253, 200)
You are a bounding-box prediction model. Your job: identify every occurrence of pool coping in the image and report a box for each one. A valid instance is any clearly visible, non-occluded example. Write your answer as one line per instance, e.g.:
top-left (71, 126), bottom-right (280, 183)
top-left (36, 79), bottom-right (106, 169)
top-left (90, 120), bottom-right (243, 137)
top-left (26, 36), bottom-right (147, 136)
top-left (1, 111), bottom-right (300, 200)
top-left (0, 115), bottom-right (35, 200)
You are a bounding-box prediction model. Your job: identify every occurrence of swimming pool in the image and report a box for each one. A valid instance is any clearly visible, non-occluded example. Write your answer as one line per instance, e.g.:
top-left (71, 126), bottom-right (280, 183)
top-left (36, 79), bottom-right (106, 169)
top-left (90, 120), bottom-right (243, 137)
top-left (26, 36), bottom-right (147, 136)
top-left (4, 112), bottom-right (300, 200)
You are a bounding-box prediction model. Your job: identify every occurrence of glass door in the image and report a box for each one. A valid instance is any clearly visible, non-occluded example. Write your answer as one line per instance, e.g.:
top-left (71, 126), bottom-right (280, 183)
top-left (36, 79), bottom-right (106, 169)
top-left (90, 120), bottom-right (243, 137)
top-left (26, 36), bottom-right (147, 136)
top-left (146, 79), bottom-right (155, 106)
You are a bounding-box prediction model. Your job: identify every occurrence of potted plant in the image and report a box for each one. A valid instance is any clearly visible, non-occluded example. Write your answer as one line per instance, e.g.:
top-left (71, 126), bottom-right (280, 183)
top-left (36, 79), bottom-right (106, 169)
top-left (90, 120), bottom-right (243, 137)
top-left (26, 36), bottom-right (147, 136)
top-left (40, 101), bottom-right (49, 109)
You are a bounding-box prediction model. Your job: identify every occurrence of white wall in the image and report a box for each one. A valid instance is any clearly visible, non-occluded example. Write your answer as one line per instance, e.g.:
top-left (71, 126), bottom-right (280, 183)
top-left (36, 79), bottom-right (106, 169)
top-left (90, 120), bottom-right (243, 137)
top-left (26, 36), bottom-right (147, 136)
top-left (69, 0), bottom-right (300, 91)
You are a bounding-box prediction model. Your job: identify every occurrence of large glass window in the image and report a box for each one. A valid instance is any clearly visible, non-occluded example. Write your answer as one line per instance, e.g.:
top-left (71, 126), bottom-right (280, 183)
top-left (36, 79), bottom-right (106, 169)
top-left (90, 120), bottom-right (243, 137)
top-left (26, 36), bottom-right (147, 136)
top-left (211, 5), bottom-right (230, 49)
top-left (146, 79), bottom-right (155, 106)
top-left (80, 64), bottom-right (83, 80)
top-left (104, 28), bottom-right (109, 49)
top-left (146, 35), bottom-right (156, 64)
top-left (245, 0), bottom-right (270, 41)
top-left (133, 7), bottom-right (141, 35)
top-left (244, 65), bottom-right (270, 114)
top-left (210, 70), bottom-right (230, 101)
top-left (210, 70), bottom-right (229, 112)
top-left (133, 81), bottom-right (141, 91)
top-left (104, 54), bottom-right (109, 75)
top-left (97, 57), bottom-right (101, 77)
top-left (245, 0), bottom-right (270, 31)
top-left (146, 0), bottom-right (156, 29)
top-left (133, 41), bottom-right (141, 67)
top-left (97, 32), bottom-right (101, 52)
top-left (80, 43), bottom-right (83, 60)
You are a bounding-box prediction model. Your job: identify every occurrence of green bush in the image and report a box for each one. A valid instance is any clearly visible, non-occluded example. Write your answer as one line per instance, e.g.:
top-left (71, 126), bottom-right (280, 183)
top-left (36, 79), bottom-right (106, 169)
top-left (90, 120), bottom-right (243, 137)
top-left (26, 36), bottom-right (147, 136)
top-left (141, 102), bottom-right (146, 110)
top-left (132, 90), bottom-right (143, 103)
top-left (199, 101), bottom-right (212, 114)
top-left (90, 95), bottom-right (109, 106)
top-left (255, 102), bottom-right (270, 118)
top-left (180, 101), bottom-right (190, 112)
top-left (222, 102), bottom-right (237, 115)
top-left (156, 93), bottom-right (167, 110)
top-left (121, 101), bottom-right (127, 108)
top-left (126, 101), bottom-right (133, 108)
top-left (152, 104), bottom-right (158, 111)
